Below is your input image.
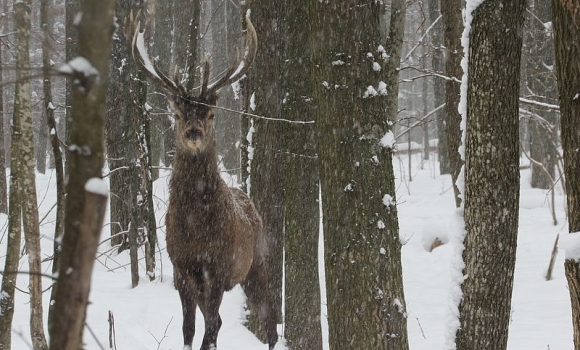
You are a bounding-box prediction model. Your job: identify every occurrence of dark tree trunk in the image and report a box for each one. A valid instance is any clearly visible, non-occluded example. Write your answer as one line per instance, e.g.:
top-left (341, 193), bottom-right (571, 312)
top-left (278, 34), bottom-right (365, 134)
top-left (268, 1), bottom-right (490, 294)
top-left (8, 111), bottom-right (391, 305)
top-left (106, 1), bottom-right (132, 248)
top-left (455, 2), bottom-right (525, 350)
top-left (282, 1), bottom-right (323, 349)
top-left (312, 1), bottom-right (409, 349)
top-left (552, 0), bottom-right (580, 348)
top-left (440, 0), bottom-right (463, 208)
top-left (48, 1), bottom-right (115, 349)
top-left (244, 0), bottom-right (285, 335)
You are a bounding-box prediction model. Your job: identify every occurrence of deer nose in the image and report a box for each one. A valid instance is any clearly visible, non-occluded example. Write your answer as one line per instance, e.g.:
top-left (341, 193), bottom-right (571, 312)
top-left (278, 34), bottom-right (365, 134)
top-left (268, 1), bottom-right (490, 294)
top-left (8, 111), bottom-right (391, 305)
top-left (186, 129), bottom-right (203, 142)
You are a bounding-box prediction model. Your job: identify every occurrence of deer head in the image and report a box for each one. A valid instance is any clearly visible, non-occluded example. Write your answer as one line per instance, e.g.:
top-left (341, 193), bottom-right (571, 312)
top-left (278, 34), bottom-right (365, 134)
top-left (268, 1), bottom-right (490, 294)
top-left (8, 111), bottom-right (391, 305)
top-left (132, 15), bottom-right (257, 155)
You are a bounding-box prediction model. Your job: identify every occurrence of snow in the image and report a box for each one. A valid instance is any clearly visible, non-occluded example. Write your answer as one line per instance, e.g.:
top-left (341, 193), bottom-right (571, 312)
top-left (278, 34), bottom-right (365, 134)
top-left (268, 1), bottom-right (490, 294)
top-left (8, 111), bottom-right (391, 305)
top-left (558, 232), bottom-right (580, 260)
top-left (0, 155), bottom-right (574, 350)
top-left (58, 56), bottom-right (99, 78)
top-left (84, 177), bottom-right (108, 196)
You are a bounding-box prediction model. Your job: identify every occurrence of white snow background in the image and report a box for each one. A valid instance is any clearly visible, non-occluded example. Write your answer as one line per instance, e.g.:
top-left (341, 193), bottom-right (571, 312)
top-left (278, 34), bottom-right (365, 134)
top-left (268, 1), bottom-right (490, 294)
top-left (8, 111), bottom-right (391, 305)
top-left (0, 150), bottom-right (572, 349)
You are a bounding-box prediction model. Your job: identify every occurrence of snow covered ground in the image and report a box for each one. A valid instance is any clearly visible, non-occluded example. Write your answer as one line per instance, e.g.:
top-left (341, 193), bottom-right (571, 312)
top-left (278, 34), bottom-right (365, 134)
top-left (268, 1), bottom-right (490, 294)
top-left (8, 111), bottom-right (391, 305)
top-left (1, 152), bottom-right (572, 349)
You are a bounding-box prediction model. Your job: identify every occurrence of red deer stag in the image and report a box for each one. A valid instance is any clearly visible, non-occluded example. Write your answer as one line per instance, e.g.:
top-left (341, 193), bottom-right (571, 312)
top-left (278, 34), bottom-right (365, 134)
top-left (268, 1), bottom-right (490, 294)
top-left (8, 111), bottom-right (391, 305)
top-left (132, 15), bottom-right (277, 350)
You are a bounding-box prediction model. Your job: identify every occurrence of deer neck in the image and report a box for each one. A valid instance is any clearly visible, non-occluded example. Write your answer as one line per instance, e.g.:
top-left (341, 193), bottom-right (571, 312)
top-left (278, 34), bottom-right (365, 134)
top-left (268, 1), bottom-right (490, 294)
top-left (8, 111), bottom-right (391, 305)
top-left (172, 143), bottom-right (223, 199)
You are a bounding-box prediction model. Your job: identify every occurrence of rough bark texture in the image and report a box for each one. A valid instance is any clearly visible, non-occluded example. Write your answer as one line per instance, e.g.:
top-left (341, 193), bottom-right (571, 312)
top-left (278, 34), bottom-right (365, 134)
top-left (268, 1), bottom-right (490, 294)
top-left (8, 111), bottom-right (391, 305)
top-left (551, 0), bottom-right (580, 348)
top-left (440, 0), bottom-right (463, 208)
top-left (282, 1), bottom-right (323, 349)
top-left (455, 2), bottom-right (525, 350)
top-left (48, 1), bottom-right (116, 349)
top-left (64, 0), bottom-right (80, 172)
top-left (106, 2), bottom-right (131, 248)
top-left (245, 0), bottom-right (285, 332)
top-left (312, 1), bottom-right (409, 349)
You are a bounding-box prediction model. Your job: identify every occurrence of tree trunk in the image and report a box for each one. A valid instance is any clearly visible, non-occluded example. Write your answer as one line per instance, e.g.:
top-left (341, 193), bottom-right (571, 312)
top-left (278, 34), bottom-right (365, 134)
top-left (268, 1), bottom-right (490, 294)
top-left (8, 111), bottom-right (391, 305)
top-left (150, 0), bottom-right (174, 180)
top-left (48, 1), bottom-right (116, 349)
top-left (312, 1), bottom-right (409, 349)
top-left (42, 0), bottom-right (65, 332)
top-left (106, 1), bottom-right (132, 248)
top-left (524, 0), bottom-right (558, 190)
top-left (551, 0), bottom-right (580, 348)
top-left (14, 1), bottom-right (49, 348)
top-left (64, 0), bottom-right (80, 174)
top-left (0, 143), bottom-right (22, 350)
top-left (245, 1), bottom-right (285, 335)
top-left (455, 2), bottom-right (525, 350)
top-left (440, 0), bottom-right (463, 208)
top-left (282, 1), bottom-right (323, 349)
top-left (173, 0), bottom-right (200, 92)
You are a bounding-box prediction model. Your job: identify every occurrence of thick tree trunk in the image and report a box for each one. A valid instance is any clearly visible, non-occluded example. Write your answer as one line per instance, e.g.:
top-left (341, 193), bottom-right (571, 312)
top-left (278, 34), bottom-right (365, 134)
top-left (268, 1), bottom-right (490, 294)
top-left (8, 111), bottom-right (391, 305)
top-left (440, 0), bottom-right (463, 208)
top-left (48, 1), bottom-right (116, 349)
top-left (551, 0), bottom-right (580, 348)
top-left (455, 2), bottom-right (525, 350)
top-left (245, 1), bottom-right (285, 334)
top-left (312, 1), bottom-right (409, 349)
top-left (282, 1), bottom-right (323, 349)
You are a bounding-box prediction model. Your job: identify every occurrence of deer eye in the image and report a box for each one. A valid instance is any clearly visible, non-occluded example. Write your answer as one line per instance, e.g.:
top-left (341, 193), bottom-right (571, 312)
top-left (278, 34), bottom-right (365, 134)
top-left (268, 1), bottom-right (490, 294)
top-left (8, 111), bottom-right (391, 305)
top-left (208, 113), bottom-right (215, 120)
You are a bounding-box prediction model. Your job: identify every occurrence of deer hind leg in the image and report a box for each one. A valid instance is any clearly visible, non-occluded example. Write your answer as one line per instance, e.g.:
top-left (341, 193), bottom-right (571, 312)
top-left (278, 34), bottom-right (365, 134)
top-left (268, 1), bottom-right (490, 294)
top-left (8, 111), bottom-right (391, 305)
top-left (198, 273), bottom-right (224, 350)
top-left (175, 268), bottom-right (200, 349)
top-left (241, 259), bottom-right (278, 350)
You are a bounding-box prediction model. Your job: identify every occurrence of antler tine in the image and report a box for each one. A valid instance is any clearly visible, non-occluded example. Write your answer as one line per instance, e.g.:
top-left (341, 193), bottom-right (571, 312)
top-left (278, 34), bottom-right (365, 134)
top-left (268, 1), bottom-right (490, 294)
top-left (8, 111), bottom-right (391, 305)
top-left (200, 55), bottom-right (211, 98)
top-left (131, 20), bottom-right (181, 96)
top-left (205, 14), bottom-right (258, 95)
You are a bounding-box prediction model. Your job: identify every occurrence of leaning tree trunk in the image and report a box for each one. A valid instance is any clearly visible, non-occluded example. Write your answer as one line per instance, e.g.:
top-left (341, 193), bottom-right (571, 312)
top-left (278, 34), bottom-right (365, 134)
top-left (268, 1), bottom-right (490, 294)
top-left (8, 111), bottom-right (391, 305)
top-left (552, 0), bottom-right (580, 348)
top-left (48, 1), bottom-right (116, 349)
top-left (312, 0), bottom-right (409, 349)
top-left (440, 0), bottom-right (463, 208)
top-left (455, 1), bottom-right (525, 350)
top-left (282, 0), bottom-right (323, 349)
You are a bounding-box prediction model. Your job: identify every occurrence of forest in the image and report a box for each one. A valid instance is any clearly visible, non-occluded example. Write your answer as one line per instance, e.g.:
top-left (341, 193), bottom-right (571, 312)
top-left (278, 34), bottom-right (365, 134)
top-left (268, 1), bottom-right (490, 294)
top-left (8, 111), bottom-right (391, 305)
top-left (0, 0), bottom-right (579, 350)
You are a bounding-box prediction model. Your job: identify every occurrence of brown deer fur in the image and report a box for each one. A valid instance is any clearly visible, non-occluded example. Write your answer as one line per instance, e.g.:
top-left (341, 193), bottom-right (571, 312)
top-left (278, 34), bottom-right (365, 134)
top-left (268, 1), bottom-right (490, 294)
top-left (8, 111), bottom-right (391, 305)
top-left (132, 16), bottom-right (277, 350)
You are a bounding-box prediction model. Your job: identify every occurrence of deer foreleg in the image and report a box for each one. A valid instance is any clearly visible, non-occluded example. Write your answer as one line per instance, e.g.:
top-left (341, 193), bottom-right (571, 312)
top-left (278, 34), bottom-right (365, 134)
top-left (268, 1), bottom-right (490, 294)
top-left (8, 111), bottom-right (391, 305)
top-left (175, 269), bottom-right (199, 349)
top-left (199, 276), bottom-right (224, 350)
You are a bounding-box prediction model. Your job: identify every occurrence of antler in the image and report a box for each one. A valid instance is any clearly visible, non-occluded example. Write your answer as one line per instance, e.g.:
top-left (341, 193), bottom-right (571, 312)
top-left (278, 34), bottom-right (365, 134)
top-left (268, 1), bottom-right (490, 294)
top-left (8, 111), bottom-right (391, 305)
top-left (200, 14), bottom-right (258, 98)
top-left (131, 20), bottom-right (186, 96)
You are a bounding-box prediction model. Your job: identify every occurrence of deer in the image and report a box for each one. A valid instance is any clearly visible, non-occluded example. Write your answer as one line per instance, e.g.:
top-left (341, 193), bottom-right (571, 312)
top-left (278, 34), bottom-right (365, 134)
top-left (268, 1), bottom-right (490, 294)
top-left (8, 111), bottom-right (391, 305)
top-left (131, 15), bottom-right (278, 350)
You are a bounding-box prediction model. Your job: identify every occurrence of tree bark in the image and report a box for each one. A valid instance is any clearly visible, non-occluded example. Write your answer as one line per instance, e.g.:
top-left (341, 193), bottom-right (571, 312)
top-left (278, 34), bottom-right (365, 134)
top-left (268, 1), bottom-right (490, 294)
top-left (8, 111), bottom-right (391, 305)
top-left (551, 0), bottom-right (580, 348)
top-left (282, 1), bottom-right (323, 349)
top-left (48, 1), bottom-right (116, 349)
top-left (455, 2), bottom-right (525, 350)
top-left (244, 1), bottom-right (285, 335)
top-left (15, 1), bottom-right (49, 348)
top-left (440, 0), bottom-right (463, 208)
top-left (312, 1), bottom-right (409, 349)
